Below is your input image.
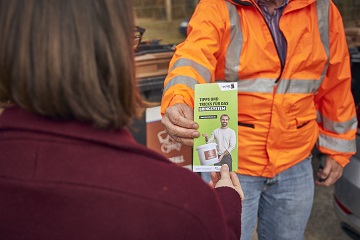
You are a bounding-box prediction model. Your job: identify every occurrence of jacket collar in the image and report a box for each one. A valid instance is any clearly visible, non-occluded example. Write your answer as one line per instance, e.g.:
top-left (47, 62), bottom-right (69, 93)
top-left (226, 0), bottom-right (316, 8)
top-left (226, 0), bottom-right (252, 6)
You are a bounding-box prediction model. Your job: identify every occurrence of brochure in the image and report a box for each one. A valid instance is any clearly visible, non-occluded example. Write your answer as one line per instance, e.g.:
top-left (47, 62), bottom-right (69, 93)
top-left (193, 82), bottom-right (238, 172)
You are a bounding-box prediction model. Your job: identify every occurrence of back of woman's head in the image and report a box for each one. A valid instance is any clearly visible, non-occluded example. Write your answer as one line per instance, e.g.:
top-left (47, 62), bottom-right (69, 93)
top-left (0, 0), bottom-right (144, 129)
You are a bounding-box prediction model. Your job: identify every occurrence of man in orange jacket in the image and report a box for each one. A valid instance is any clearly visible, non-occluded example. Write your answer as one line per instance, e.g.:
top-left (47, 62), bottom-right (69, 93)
top-left (161, 0), bottom-right (357, 239)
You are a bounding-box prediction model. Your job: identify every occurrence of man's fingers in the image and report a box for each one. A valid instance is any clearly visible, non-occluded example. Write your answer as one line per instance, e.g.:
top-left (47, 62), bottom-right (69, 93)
top-left (325, 172), bottom-right (341, 185)
top-left (177, 103), bottom-right (196, 124)
top-left (161, 118), bottom-right (198, 145)
top-left (210, 172), bottom-right (219, 184)
top-left (230, 172), bottom-right (244, 201)
top-left (317, 171), bottom-right (341, 186)
top-left (320, 164), bottom-right (342, 186)
top-left (161, 104), bottom-right (200, 146)
top-left (318, 163), bottom-right (331, 180)
top-left (317, 169), bottom-right (327, 182)
top-left (164, 104), bottom-right (198, 129)
top-left (316, 156), bottom-right (343, 187)
top-left (166, 112), bottom-right (198, 130)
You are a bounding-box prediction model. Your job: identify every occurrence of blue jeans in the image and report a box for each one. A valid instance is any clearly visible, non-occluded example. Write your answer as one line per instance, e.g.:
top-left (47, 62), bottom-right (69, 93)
top-left (201, 155), bottom-right (314, 240)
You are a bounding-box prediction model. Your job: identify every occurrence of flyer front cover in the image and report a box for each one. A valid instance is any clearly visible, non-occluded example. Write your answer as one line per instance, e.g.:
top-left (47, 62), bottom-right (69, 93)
top-left (193, 82), bottom-right (238, 172)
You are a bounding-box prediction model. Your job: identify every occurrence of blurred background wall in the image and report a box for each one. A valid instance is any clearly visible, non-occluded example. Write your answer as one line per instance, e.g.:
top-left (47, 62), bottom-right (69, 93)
top-left (133, 0), bottom-right (360, 45)
top-left (333, 0), bottom-right (360, 27)
top-left (134, 0), bottom-right (360, 26)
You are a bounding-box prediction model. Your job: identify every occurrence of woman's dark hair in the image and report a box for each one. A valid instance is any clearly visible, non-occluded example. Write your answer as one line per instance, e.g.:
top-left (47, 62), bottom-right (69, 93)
top-left (0, 0), bottom-right (145, 129)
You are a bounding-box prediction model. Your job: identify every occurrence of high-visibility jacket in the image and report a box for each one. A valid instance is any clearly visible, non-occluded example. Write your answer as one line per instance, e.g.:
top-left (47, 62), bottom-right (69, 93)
top-left (161, 0), bottom-right (357, 177)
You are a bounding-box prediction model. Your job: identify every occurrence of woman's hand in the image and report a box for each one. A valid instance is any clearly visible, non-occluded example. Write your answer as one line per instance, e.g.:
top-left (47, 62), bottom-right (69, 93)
top-left (209, 164), bottom-right (244, 201)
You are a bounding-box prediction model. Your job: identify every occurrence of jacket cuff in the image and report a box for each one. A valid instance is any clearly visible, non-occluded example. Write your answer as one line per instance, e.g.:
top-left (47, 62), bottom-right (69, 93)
top-left (330, 154), bottom-right (351, 167)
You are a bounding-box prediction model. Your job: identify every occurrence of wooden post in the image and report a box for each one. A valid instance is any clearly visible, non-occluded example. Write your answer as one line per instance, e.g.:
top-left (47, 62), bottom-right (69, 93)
top-left (165, 0), bottom-right (172, 22)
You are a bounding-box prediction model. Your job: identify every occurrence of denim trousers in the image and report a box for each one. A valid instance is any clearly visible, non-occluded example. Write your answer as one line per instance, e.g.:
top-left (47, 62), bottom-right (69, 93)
top-left (201, 155), bottom-right (314, 240)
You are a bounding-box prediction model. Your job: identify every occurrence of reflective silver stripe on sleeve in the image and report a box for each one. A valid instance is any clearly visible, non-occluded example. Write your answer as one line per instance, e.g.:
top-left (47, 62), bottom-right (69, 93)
top-left (163, 76), bottom-right (197, 93)
top-left (316, 111), bottom-right (358, 134)
top-left (235, 78), bottom-right (321, 94)
top-left (225, 2), bottom-right (243, 81)
top-left (316, 0), bottom-right (330, 84)
top-left (317, 133), bottom-right (356, 153)
top-left (170, 58), bottom-right (212, 83)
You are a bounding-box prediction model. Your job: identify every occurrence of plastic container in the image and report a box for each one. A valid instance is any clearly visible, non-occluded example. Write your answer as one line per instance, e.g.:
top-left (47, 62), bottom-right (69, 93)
top-left (196, 143), bottom-right (219, 165)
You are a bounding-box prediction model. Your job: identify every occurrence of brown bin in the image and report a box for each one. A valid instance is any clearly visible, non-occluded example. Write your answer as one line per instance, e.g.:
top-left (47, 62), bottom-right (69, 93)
top-left (132, 43), bottom-right (174, 144)
top-left (135, 51), bottom-right (173, 79)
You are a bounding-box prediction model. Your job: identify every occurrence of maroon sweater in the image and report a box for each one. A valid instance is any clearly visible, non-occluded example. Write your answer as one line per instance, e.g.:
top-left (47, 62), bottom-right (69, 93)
top-left (0, 107), bottom-right (241, 240)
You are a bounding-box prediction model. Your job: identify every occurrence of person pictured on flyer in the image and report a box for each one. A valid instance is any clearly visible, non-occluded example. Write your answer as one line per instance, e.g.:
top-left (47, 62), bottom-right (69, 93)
top-left (202, 114), bottom-right (236, 171)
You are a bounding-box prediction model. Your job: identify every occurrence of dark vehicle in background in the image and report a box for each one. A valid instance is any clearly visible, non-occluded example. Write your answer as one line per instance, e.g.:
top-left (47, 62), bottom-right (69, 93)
top-left (333, 48), bottom-right (360, 237)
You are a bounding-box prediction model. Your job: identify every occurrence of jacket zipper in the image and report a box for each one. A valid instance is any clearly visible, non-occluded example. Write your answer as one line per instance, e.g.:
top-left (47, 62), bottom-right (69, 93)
top-left (245, 1), bottom-right (286, 83)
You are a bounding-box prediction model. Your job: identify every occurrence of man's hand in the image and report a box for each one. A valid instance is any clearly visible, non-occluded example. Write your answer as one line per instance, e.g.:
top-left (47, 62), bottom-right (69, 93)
top-left (316, 155), bottom-right (343, 187)
top-left (209, 164), bottom-right (244, 201)
top-left (161, 103), bottom-right (200, 146)
top-left (218, 151), bottom-right (229, 162)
